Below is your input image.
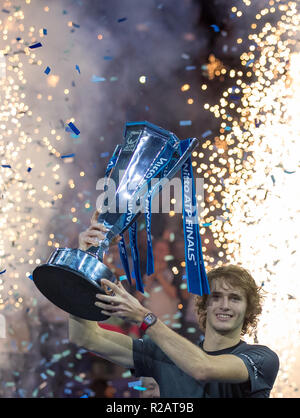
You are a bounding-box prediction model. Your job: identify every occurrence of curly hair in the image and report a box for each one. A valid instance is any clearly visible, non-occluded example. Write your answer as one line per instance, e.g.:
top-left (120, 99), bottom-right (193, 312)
top-left (194, 264), bottom-right (264, 336)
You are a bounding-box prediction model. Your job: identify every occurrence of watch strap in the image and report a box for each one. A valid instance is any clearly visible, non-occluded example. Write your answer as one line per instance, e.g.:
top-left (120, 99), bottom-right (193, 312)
top-left (139, 312), bottom-right (157, 332)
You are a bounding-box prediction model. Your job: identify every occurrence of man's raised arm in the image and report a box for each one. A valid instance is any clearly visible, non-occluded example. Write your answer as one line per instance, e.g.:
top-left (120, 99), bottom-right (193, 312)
top-left (68, 314), bottom-right (134, 369)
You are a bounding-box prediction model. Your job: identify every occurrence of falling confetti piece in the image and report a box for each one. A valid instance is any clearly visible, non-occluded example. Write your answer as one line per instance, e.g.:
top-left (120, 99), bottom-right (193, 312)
top-left (271, 175), bottom-right (276, 185)
top-left (0, 269), bottom-right (6, 274)
top-left (100, 152), bottom-right (109, 158)
top-left (29, 42), bottom-right (42, 49)
top-left (185, 65), bottom-right (197, 71)
top-left (117, 17), bottom-right (127, 23)
top-left (128, 380), bottom-right (142, 388)
top-left (75, 65), bottom-right (81, 74)
top-left (171, 323), bottom-right (182, 329)
top-left (164, 255), bottom-right (174, 261)
top-left (44, 66), bottom-right (51, 75)
top-left (210, 24), bottom-right (220, 32)
top-left (91, 75), bottom-right (106, 83)
top-left (46, 369), bottom-right (55, 377)
top-left (246, 59), bottom-right (254, 67)
top-left (1, 164), bottom-right (11, 168)
top-left (179, 120), bottom-right (192, 126)
top-left (68, 122), bottom-right (80, 135)
top-left (133, 386), bottom-right (147, 391)
top-left (61, 153), bottom-right (75, 159)
top-left (187, 327), bottom-right (196, 333)
top-left (43, 28), bottom-right (47, 35)
top-left (201, 130), bottom-right (212, 138)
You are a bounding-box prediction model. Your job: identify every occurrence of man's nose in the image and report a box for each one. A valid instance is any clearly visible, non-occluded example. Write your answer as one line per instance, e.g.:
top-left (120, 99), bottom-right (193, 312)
top-left (220, 297), bottom-right (230, 309)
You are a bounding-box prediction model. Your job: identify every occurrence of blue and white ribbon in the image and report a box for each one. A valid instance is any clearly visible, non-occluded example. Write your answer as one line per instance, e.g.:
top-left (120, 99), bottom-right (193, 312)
top-left (179, 139), bottom-right (210, 296)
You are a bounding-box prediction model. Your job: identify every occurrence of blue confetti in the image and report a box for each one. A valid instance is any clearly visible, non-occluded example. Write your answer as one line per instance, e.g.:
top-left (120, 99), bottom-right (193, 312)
top-left (179, 120), bottom-right (192, 126)
top-left (103, 56), bottom-right (113, 60)
top-left (100, 152), bottom-right (109, 158)
top-left (91, 75), bottom-right (106, 83)
top-left (271, 175), bottom-right (276, 185)
top-left (210, 24), bottom-right (220, 32)
top-left (75, 65), bottom-right (81, 74)
top-left (28, 274), bottom-right (33, 280)
top-left (27, 167), bottom-right (32, 172)
top-left (68, 122), bottom-right (80, 135)
top-left (1, 164), bottom-right (11, 168)
top-left (72, 23), bottom-right (80, 28)
top-left (284, 170), bottom-right (296, 174)
top-left (61, 153), bottom-right (75, 159)
top-left (64, 388), bottom-right (72, 395)
top-left (202, 223), bottom-right (212, 227)
top-left (0, 269), bottom-right (6, 274)
top-left (246, 59), bottom-right (254, 67)
top-left (43, 28), bottom-right (47, 35)
top-left (44, 66), bottom-right (51, 75)
top-left (18, 389), bottom-right (26, 398)
top-left (2, 9), bottom-right (10, 14)
top-left (128, 380), bottom-right (142, 388)
top-left (133, 386), bottom-right (147, 391)
top-left (255, 121), bottom-right (262, 128)
top-left (202, 130), bottom-right (212, 138)
top-left (185, 65), bottom-right (196, 71)
top-left (40, 332), bottom-right (49, 344)
top-left (118, 17), bottom-right (127, 23)
top-left (29, 42), bottom-right (42, 49)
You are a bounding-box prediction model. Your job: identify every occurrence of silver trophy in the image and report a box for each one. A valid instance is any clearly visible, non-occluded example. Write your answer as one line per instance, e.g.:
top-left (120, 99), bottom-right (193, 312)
top-left (33, 121), bottom-right (199, 321)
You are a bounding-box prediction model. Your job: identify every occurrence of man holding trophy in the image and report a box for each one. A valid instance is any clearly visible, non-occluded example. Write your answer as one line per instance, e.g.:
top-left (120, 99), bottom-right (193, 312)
top-left (33, 122), bottom-right (279, 397)
top-left (69, 209), bottom-right (279, 398)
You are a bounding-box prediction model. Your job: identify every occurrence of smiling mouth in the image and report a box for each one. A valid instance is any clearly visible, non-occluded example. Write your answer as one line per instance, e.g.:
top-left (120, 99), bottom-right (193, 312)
top-left (216, 314), bottom-right (233, 320)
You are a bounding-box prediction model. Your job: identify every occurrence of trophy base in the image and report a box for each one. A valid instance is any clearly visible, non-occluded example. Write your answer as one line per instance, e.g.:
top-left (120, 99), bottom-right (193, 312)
top-left (33, 264), bottom-right (111, 321)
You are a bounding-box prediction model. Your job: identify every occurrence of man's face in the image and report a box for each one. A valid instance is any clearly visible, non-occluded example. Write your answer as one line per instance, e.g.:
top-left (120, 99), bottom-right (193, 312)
top-left (205, 278), bottom-right (248, 335)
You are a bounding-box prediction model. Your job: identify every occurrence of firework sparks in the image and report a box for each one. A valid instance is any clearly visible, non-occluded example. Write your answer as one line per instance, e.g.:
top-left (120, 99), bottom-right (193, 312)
top-left (195, 1), bottom-right (300, 397)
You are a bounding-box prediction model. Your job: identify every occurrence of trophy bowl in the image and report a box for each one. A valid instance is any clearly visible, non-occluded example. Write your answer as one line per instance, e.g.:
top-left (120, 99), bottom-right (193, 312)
top-left (33, 248), bottom-right (117, 321)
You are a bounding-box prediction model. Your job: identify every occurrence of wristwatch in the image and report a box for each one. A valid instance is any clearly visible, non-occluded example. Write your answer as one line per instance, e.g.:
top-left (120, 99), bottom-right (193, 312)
top-left (139, 312), bottom-right (157, 333)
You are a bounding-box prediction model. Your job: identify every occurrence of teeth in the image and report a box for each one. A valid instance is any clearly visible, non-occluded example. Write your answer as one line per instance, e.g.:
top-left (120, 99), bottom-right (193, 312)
top-left (217, 314), bottom-right (231, 318)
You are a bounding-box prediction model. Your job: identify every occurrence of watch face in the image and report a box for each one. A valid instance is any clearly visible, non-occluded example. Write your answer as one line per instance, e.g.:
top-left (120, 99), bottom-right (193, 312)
top-left (144, 313), bottom-right (156, 325)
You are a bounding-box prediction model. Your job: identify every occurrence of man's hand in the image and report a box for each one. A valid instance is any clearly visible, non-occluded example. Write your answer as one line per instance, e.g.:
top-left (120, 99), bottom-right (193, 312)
top-left (95, 278), bottom-right (149, 325)
top-left (78, 209), bottom-right (121, 251)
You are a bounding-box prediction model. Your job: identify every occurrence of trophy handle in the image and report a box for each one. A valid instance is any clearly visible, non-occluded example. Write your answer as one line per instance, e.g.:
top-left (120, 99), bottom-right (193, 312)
top-left (164, 138), bottom-right (199, 181)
